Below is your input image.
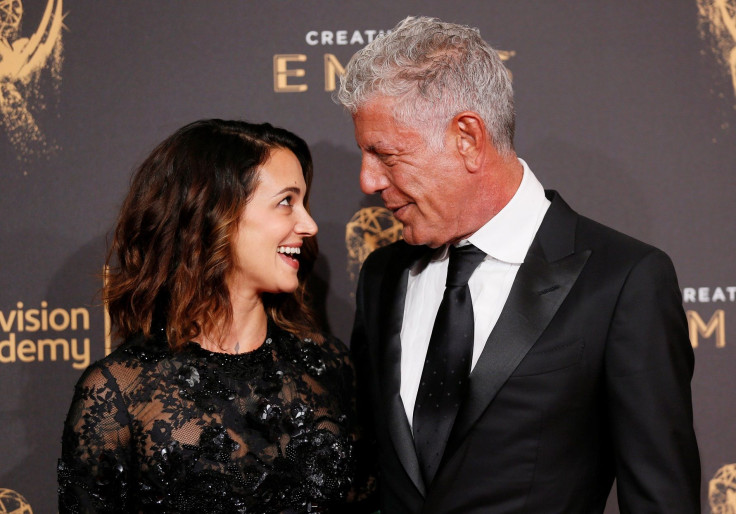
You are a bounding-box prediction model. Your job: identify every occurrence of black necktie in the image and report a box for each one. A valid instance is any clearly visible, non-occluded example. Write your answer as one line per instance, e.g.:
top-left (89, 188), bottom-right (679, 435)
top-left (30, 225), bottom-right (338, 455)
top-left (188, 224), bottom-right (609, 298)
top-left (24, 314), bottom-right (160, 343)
top-left (413, 243), bottom-right (486, 485)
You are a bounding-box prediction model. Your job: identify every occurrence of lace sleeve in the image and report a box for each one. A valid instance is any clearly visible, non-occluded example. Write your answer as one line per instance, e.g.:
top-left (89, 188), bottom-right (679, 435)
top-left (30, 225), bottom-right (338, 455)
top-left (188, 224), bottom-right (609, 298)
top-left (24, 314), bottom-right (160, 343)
top-left (57, 361), bottom-right (133, 513)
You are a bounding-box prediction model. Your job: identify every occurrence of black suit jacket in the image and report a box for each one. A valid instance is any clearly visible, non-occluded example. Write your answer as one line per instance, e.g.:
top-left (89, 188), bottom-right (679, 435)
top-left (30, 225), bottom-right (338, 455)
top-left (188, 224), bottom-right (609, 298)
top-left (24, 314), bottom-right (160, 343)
top-left (351, 191), bottom-right (700, 513)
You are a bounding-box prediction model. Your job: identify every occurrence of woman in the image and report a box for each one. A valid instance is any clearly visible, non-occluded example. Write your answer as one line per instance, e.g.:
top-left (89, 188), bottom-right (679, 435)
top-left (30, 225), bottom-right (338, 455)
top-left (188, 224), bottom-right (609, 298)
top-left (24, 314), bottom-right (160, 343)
top-left (58, 120), bottom-right (371, 513)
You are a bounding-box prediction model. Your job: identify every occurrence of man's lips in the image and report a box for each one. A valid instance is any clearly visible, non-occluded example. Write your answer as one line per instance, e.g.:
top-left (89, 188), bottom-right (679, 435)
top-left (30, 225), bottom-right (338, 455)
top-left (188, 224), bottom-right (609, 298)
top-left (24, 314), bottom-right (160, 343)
top-left (386, 203), bottom-right (410, 219)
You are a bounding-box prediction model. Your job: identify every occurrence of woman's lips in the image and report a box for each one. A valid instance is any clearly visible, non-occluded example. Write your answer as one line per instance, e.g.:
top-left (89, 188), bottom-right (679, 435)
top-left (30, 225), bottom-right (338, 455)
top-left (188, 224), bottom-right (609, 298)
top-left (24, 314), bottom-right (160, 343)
top-left (278, 252), bottom-right (300, 269)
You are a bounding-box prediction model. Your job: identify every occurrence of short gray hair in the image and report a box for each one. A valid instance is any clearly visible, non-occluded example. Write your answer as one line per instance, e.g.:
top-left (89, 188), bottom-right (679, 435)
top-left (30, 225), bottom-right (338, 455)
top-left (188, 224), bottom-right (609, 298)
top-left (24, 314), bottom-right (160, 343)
top-left (335, 16), bottom-right (515, 154)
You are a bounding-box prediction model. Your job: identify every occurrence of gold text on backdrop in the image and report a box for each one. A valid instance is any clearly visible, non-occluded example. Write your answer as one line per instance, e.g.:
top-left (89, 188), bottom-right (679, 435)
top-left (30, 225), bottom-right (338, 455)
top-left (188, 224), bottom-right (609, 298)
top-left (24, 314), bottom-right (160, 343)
top-left (683, 285), bottom-right (733, 348)
top-left (0, 301), bottom-right (90, 369)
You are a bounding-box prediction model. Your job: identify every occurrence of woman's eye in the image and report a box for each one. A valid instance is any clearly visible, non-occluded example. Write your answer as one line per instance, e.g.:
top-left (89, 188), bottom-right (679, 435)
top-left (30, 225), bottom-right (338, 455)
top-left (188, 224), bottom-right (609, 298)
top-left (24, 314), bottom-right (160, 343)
top-left (279, 196), bottom-right (292, 206)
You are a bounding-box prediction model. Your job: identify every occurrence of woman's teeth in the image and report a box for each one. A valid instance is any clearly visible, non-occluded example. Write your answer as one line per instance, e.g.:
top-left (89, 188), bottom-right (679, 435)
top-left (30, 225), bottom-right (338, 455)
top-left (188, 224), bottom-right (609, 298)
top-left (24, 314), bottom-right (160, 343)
top-left (277, 246), bottom-right (301, 255)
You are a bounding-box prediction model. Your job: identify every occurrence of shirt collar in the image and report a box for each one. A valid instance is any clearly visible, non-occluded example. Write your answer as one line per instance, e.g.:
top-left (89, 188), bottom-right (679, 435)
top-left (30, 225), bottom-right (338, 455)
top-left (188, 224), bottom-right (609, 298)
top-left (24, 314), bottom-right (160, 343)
top-left (466, 158), bottom-right (550, 264)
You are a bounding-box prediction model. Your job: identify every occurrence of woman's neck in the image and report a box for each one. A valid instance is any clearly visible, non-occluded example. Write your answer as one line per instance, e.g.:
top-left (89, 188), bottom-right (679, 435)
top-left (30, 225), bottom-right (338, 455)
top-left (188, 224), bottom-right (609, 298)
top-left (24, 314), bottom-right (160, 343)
top-left (198, 291), bottom-right (268, 354)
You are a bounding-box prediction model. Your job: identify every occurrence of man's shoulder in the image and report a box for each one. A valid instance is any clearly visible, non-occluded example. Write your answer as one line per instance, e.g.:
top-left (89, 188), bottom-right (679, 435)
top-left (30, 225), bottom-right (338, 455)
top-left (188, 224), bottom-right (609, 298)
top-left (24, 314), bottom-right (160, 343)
top-left (547, 190), bottom-right (665, 260)
top-left (575, 212), bottom-right (663, 259)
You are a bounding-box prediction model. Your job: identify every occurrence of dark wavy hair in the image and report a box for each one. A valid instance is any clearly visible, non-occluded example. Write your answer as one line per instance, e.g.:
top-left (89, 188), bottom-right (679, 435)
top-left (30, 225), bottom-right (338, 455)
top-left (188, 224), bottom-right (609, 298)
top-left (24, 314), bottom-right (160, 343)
top-left (104, 119), bottom-right (322, 349)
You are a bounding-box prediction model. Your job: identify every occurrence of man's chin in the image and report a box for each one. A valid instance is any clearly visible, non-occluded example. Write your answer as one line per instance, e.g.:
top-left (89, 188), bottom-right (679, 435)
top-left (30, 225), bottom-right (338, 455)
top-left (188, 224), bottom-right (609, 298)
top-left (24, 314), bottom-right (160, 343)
top-left (401, 227), bottom-right (443, 248)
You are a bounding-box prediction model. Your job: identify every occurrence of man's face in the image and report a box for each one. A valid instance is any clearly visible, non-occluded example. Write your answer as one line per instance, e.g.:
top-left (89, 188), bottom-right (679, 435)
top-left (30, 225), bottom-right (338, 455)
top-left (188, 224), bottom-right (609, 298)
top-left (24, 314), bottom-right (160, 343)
top-left (353, 98), bottom-right (468, 248)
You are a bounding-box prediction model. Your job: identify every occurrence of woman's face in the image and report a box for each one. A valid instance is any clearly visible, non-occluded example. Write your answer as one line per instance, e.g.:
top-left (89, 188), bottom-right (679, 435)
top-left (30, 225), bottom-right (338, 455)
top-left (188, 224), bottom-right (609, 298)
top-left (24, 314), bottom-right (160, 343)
top-left (230, 148), bottom-right (318, 298)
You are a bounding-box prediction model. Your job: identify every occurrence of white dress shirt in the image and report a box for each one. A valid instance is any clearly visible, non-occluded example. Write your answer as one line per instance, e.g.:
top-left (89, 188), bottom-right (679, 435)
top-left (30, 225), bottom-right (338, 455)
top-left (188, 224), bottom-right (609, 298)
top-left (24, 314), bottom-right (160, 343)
top-left (400, 159), bottom-right (551, 425)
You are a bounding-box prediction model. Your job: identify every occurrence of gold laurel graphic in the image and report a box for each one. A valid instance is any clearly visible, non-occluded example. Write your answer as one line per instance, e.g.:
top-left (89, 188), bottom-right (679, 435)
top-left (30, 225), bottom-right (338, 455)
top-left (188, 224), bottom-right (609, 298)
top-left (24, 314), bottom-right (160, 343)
top-left (497, 50), bottom-right (516, 80)
top-left (0, 0), bottom-right (64, 161)
top-left (0, 488), bottom-right (33, 514)
top-left (345, 206), bottom-right (403, 283)
top-left (710, 463), bottom-right (736, 514)
top-left (697, 0), bottom-right (736, 102)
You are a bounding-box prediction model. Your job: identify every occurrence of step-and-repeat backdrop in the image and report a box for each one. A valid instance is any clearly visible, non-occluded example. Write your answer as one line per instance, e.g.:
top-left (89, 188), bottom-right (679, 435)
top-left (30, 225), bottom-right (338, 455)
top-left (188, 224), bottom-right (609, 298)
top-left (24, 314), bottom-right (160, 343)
top-left (1, 1), bottom-right (734, 512)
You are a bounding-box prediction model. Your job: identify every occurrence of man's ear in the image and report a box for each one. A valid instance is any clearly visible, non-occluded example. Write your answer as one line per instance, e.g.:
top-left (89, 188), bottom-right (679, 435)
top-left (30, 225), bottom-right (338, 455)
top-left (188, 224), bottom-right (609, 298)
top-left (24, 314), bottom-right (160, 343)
top-left (453, 112), bottom-right (488, 172)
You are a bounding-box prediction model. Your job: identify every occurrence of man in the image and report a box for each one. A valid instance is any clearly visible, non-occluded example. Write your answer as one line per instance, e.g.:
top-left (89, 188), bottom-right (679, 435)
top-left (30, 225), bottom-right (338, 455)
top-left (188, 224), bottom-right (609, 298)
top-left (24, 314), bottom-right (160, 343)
top-left (336, 16), bottom-right (700, 513)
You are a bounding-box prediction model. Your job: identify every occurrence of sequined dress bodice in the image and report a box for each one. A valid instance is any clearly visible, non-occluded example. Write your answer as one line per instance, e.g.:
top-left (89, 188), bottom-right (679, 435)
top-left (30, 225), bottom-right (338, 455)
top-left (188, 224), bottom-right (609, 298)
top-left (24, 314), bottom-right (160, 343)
top-left (58, 323), bottom-right (363, 513)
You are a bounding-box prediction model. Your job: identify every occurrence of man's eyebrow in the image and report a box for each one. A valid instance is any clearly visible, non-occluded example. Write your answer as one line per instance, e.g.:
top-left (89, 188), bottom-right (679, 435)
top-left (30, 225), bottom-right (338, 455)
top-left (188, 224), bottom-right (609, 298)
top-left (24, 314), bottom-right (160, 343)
top-left (363, 143), bottom-right (390, 154)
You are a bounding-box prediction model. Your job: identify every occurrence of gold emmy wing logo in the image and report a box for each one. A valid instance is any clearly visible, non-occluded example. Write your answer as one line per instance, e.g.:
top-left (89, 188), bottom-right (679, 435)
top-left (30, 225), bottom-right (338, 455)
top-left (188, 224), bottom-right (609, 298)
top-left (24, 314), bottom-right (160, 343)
top-left (0, 488), bottom-right (32, 514)
top-left (0, 0), bottom-right (64, 160)
top-left (697, 0), bottom-right (736, 101)
top-left (345, 206), bottom-right (403, 282)
top-left (711, 464), bottom-right (736, 513)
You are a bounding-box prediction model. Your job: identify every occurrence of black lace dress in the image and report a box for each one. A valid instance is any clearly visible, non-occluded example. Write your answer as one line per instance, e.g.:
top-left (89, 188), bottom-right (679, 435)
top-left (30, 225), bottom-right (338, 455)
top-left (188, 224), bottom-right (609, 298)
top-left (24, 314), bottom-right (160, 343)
top-left (58, 321), bottom-right (370, 513)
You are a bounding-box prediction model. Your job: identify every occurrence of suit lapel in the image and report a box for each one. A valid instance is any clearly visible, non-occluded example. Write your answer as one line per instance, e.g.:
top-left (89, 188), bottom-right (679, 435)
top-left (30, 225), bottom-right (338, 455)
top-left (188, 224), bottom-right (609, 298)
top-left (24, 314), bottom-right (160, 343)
top-left (445, 192), bottom-right (590, 457)
top-left (378, 243), bottom-right (428, 496)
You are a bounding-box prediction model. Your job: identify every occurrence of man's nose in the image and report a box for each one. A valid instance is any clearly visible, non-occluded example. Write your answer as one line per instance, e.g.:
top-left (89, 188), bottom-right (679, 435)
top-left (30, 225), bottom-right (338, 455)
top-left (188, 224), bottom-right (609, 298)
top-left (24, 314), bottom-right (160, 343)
top-left (359, 157), bottom-right (390, 195)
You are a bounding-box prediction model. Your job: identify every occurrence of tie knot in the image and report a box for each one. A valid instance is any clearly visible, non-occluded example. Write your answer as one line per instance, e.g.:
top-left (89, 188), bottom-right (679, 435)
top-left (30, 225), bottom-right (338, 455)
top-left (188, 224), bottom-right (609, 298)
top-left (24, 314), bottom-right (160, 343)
top-left (446, 244), bottom-right (486, 287)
